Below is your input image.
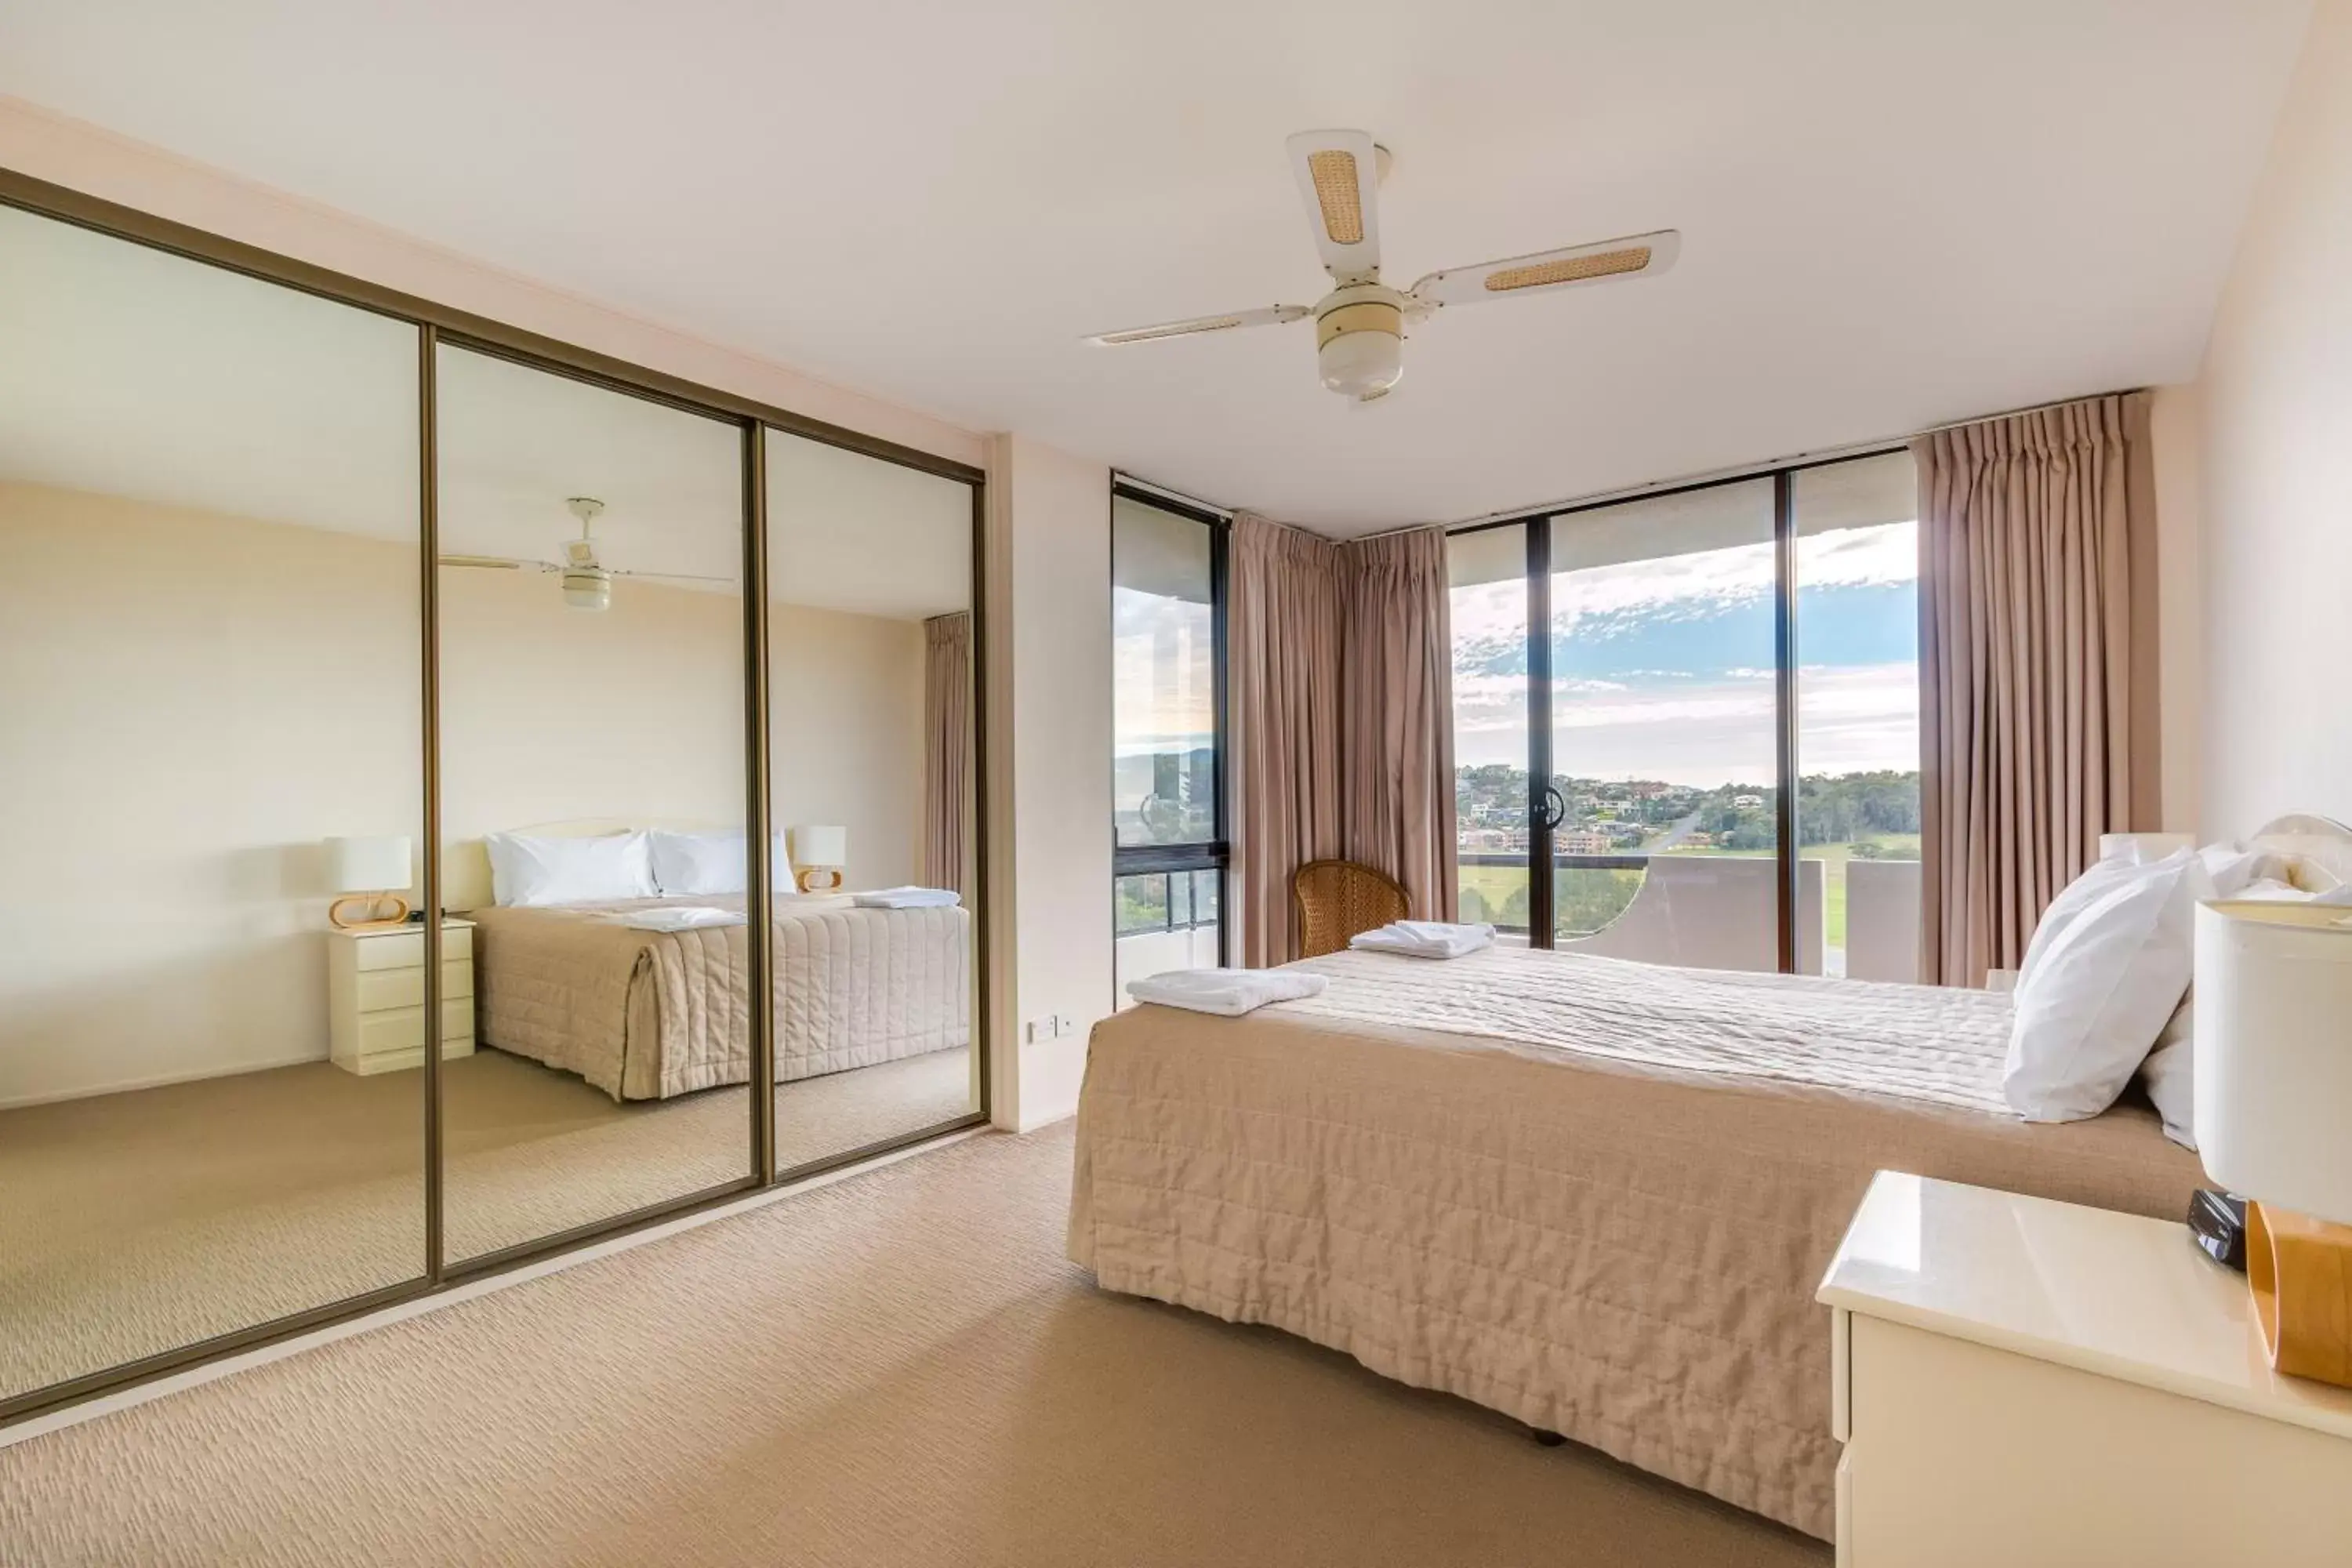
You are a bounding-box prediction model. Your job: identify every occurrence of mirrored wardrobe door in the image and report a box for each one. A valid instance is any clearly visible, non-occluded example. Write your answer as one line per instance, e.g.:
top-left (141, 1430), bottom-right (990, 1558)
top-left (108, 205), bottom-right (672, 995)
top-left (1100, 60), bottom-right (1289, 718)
top-left (762, 427), bottom-right (980, 1176)
top-left (0, 205), bottom-right (425, 1400)
top-left (435, 344), bottom-right (753, 1265)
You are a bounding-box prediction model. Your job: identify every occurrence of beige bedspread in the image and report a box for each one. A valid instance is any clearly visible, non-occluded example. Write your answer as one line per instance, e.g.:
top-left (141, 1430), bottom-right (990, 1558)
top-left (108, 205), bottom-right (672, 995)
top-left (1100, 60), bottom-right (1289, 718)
top-left (1067, 945), bottom-right (2201, 1540)
top-left (467, 895), bottom-right (969, 1101)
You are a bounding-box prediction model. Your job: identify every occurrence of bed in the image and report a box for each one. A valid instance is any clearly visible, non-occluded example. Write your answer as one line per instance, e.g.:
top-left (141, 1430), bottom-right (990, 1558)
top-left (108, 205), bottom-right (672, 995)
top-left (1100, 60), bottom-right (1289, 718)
top-left (466, 893), bottom-right (970, 1102)
top-left (1066, 943), bottom-right (2202, 1540)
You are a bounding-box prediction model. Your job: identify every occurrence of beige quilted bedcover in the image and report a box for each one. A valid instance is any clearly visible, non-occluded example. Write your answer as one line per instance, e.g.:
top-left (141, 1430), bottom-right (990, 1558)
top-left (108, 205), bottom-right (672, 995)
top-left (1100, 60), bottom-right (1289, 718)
top-left (467, 896), bottom-right (969, 1101)
top-left (1066, 945), bottom-right (2201, 1540)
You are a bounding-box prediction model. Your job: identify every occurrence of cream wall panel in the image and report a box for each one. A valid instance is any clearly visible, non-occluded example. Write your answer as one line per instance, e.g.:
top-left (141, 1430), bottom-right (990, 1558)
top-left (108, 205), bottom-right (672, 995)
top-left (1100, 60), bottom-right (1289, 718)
top-left (0, 481), bottom-right (419, 1105)
top-left (2148, 383), bottom-right (2204, 836)
top-left (983, 434), bottom-right (1113, 1133)
top-left (0, 481), bottom-right (926, 1105)
top-left (2195, 1), bottom-right (2352, 837)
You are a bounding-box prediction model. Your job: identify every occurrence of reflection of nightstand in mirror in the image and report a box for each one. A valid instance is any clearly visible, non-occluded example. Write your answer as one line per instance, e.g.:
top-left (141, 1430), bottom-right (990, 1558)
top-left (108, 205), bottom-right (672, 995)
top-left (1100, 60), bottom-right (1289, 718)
top-left (328, 920), bottom-right (476, 1076)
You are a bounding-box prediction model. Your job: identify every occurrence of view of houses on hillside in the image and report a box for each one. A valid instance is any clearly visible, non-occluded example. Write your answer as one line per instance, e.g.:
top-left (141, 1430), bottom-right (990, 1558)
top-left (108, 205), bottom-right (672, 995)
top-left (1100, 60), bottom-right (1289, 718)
top-left (1456, 764), bottom-right (1922, 938)
top-left (1457, 764), bottom-right (1919, 858)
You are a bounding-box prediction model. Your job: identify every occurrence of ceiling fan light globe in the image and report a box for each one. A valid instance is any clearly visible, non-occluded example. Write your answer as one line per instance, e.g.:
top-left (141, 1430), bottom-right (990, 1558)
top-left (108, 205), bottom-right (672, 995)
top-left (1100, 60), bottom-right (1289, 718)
top-left (1317, 323), bottom-right (1403, 399)
top-left (561, 568), bottom-right (612, 612)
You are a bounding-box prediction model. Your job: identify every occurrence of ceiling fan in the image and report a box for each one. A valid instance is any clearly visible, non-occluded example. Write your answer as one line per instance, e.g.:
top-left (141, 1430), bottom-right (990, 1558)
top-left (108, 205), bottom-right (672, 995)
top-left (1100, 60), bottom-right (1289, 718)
top-left (438, 497), bottom-right (735, 612)
top-left (1086, 129), bottom-right (1679, 403)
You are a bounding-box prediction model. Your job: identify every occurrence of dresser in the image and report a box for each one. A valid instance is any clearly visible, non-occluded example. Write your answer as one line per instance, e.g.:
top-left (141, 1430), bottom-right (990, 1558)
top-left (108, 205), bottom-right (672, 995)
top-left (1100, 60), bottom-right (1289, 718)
top-left (1819, 1171), bottom-right (2352, 1566)
top-left (327, 919), bottom-right (477, 1075)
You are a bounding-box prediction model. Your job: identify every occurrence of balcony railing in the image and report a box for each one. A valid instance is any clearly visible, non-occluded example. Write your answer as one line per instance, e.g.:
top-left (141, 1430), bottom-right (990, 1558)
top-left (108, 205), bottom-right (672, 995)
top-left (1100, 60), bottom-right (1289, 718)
top-left (1458, 848), bottom-right (1922, 981)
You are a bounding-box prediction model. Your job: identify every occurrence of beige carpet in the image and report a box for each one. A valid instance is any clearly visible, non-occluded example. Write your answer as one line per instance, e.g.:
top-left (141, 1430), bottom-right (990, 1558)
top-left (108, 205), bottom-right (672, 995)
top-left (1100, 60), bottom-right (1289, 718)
top-left (0, 1047), bottom-right (975, 1398)
top-left (2, 1120), bottom-right (1824, 1568)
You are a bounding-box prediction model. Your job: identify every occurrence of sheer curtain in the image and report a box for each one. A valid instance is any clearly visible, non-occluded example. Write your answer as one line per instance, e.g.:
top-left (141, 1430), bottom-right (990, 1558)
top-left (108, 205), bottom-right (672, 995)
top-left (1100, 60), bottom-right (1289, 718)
top-left (1915, 390), bottom-right (2161, 986)
top-left (921, 611), bottom-right (971, 896)
top-left (1229, 514), bottom-right (1457, 966)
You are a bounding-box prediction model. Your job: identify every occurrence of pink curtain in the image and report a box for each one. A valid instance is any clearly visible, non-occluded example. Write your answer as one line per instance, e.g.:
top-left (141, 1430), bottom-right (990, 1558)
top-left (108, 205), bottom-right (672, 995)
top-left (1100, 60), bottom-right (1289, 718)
top-left (922, 612), bottom-right (971, 896)
top-left (1915, 391), bottom-right (2161, 986)
top-left (1230, 513), bottom-right (1457, 966)
top-left (1341, 528), bottom-right (1457, 924)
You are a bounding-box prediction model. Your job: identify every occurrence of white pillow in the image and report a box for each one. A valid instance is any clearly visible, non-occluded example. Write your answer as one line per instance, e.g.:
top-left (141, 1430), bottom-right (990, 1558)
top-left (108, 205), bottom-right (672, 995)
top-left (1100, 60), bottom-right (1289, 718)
top-left (648, 829), bottom-right (747, 897)
top-left (2139, 1000), bottom-right (2196, 1149)
top-left (485, 830), bottom-right (657, 907)
top-left (2003, 847), bottom-right (2208, 1122)
top-left (2198, 841), bottom-right (2279, 899)
top-left (2018, 855), bottom-right (2147, 985)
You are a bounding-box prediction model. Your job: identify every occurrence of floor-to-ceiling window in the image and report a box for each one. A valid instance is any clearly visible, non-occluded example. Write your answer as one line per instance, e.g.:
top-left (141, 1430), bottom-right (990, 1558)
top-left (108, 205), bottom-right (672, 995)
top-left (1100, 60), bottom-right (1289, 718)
top-left (1110, 485), bottom-right (1225, 1000)
top-left (1449, 450), bottom-right (1921, 975)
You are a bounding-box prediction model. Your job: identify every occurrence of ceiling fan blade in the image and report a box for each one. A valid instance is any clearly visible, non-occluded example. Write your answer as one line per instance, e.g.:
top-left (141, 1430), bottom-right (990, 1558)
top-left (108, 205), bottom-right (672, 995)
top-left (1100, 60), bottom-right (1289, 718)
top-left (439, 554), bottom-right (557, 572)
top-left (609, 569), bottom-right (739, 584)
top-left (1410, 230), bottom-right (1680, 308)
top-left (1086, 305), bottom-right (1311, 347)
top-left (1286, 129), bottom-right (1383, 285)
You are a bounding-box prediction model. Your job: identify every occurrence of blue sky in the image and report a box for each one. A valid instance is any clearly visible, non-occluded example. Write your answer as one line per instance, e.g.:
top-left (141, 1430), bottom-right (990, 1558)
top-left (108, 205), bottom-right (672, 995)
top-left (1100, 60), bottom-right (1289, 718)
top-left (1450, 521), bottom-right (1921, 784)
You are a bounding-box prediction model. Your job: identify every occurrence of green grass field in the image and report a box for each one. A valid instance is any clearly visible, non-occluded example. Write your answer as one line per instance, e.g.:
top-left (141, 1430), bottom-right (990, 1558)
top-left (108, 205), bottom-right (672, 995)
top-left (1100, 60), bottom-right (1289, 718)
top-left (1461, 833), bottom-right (1921, 954)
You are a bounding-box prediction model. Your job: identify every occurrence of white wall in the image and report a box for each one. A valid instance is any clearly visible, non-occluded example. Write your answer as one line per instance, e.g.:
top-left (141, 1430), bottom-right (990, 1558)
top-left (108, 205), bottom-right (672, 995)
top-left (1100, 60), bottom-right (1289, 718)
top-left (2148, 383), bottom-right (2205, 835)
top-left (2194, 1), bottom-right (2352, 837)
top-left (0, 481), bottom-right (926, 1105)
top-left (985, 434), bottom-right (1113, 1132)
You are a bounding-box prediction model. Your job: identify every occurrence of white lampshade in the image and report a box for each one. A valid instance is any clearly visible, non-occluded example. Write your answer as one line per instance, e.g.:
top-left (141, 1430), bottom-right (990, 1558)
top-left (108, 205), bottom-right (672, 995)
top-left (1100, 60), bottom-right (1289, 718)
top-left (328, 834), bottom-right (412, 894)
top-left (789, 824), bottom-right (847, 869)
top-left (2194, 900), bottom-right (2352, 1225)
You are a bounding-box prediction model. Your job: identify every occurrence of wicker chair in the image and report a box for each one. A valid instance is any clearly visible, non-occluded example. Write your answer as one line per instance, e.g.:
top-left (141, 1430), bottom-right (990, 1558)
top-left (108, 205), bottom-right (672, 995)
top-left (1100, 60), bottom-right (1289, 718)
top-left (1290, 858), bottom-right (1409, 960)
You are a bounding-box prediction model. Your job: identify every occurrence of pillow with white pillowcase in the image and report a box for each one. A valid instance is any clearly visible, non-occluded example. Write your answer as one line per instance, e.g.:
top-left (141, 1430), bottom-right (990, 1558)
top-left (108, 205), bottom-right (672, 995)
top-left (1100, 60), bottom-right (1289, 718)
top-left (485, 829), bottom-right (658, 907)
top-left (2139, 1000), bottom-right (2197, 1149)
top-left (2004, 846), bottom-right (2210, 1122)
top-left (2016, 839), bottom-right (2268, 989)
top-left (648, 829), bottom-right (748, 898)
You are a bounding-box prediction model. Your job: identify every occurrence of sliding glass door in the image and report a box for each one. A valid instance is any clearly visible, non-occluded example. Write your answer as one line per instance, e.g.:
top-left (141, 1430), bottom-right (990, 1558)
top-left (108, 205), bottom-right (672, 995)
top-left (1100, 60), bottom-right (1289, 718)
top-left (1450, 452), bottom-right (1920, 975)
top-left (1110, 487), bottom-right (1225, 1000)
top-left (0, 176), bottom-right (994, 1428)
top-left (1793, 452), bottom-right (1923, 980)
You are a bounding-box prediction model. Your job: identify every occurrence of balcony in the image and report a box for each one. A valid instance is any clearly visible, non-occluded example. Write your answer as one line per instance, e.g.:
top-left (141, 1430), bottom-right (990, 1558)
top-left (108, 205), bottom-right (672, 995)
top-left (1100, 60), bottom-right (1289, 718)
top-left (1109, 854), bottom-right (1923, 993)
top-left (1461, 851), bottom-right (1922, 981)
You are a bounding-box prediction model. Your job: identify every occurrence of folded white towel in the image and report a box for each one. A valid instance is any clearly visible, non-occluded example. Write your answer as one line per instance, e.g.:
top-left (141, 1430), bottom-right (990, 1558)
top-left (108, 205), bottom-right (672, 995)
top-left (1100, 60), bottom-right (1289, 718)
top-left (607, 906), bottom-right (747, 932)
top-left (853, 886), bottom-right (962, 909)
top-left (1349, 920), bottom-right (1496, 959)
top-left (1124, 967), bottom-right (1329, 1017)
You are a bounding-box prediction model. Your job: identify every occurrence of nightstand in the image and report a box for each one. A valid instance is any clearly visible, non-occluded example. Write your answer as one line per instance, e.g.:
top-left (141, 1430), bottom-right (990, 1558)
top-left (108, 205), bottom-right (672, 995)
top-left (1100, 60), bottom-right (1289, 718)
top-left (1819, 1171), bottom-right (2352, 1566)
top-left (327, 919), bottom-right (477, 1075)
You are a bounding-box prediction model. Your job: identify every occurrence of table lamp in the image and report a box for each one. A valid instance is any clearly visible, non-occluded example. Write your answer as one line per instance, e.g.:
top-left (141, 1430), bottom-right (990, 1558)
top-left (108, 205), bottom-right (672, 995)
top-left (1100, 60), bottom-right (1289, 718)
top-left (327, 834), bottom-right (414, 931)
top-left (789, 825), bottom-right (847, 894)
top-left (2194, 899), bottom-right (2352, 1388)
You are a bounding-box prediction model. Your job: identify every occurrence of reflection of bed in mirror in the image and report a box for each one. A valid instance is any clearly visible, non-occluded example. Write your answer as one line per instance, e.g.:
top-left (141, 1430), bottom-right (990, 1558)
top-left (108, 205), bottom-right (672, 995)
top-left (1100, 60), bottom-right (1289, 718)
top-left (446, 823), bottom-right (969, 1102)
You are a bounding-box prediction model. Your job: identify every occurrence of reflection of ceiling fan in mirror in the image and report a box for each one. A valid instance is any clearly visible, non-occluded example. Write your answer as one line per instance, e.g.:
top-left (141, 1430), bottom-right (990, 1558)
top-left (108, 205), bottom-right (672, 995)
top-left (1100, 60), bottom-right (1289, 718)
top-left (437, 496), bottom-right (735, 612)
top-left (1086, 129), bottom-right (1680, 403)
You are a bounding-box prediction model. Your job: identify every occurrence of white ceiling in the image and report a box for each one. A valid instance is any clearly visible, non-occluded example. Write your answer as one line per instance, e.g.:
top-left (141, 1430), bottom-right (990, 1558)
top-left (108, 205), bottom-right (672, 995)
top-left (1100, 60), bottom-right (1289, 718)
top-left (0, 2), bottom-right (2312, 535)
top-left (0, 205), bottom-right (971, 619)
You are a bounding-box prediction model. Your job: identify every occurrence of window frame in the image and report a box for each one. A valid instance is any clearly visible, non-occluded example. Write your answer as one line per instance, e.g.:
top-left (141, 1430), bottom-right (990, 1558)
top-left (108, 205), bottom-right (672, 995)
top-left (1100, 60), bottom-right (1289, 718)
top-left (1449, 446), bottom-right (1913, 969)
top-left (1109, 481), bottom-right (1229, 967)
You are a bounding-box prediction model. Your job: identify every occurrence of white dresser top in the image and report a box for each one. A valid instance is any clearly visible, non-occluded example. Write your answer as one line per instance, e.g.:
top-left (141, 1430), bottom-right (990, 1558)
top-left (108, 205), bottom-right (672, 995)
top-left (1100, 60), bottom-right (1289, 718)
top-left (1819, 1170), bottom-right (2352, 1441)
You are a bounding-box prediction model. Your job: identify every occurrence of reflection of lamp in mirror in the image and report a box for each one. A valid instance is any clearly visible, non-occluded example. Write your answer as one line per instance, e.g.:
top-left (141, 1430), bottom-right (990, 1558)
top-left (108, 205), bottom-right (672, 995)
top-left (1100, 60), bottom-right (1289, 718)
top-left (789, 825), bottom-right (847, 894)
top-left (327, 835), bottom-right (414, 930)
